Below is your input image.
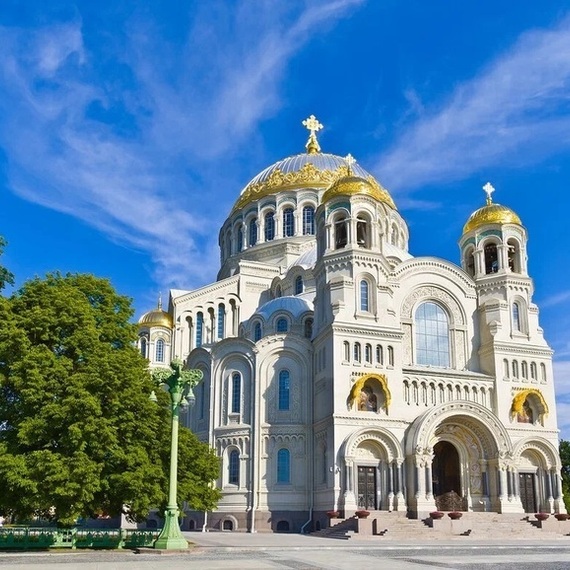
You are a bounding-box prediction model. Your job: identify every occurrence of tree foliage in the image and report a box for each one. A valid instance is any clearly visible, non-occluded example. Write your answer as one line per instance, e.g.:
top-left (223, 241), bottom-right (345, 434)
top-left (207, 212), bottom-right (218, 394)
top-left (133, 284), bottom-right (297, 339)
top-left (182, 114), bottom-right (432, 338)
top-left (0, 237), bottom-right (14, 291)
top-left (0, 272), bottom-right (219, 525)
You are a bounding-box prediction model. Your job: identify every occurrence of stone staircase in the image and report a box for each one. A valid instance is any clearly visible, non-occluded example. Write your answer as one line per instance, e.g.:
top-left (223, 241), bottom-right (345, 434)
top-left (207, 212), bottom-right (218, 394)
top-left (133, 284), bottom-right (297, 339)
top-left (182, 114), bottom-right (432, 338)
top-left (312, 512), bottom-right (570, 540)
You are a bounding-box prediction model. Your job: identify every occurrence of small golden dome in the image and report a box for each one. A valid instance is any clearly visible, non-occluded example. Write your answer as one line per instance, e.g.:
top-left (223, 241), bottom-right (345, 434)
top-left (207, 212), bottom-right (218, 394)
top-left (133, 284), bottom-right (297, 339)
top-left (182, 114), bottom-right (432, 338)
top-left (138, 295), bottom-right (172, 328)
top-left (321, 174), bottom-right (396, 209)
top-left (463, 183), bottom-right (522, 234)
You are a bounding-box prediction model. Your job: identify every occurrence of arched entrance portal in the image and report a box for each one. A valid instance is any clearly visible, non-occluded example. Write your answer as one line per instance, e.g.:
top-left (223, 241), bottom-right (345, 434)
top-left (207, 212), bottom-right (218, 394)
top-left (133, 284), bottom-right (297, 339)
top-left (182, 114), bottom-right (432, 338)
top-left (432, 441), bottom-right (463, 511)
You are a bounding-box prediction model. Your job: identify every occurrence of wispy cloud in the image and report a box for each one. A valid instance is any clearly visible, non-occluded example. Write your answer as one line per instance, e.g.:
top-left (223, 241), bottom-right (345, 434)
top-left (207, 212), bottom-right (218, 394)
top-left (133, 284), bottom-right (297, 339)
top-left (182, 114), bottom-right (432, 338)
top-left (376, 15), bottom-right (570, 193)
top-left (540, 290), bottom-right (570, 308)
top-left (0, 1), bottom-right (363, 289)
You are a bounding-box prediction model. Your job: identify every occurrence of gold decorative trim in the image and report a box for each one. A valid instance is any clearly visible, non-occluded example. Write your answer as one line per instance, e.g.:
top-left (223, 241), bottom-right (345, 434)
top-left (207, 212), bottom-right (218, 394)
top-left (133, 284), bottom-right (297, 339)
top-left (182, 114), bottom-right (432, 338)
top-left (348, 373), bottom-right (391, 412)
top-left (510, 388), bottom-right (548, 419)
top-left (322, 175), bottom-right (396, 209)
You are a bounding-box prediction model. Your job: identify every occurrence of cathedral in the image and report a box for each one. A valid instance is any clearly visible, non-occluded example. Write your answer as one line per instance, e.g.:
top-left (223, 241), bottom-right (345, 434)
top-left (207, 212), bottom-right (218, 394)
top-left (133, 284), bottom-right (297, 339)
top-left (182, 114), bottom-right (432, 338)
top-left (138, 116), bottom-right (565, 533)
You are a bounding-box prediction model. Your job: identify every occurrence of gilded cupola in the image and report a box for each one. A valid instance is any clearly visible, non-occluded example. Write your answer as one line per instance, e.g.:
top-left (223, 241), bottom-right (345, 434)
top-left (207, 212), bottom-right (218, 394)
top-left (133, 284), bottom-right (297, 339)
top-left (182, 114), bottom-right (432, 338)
top-left (138, 295), bottom-right (173, 329)
top-left (463, 182), bottom-right (522, 234)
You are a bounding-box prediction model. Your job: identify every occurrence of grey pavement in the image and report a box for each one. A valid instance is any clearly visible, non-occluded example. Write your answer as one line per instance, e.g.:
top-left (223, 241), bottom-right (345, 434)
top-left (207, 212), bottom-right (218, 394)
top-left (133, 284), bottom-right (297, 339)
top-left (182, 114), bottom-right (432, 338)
top-left (1, 532), bottom-right (570, 569)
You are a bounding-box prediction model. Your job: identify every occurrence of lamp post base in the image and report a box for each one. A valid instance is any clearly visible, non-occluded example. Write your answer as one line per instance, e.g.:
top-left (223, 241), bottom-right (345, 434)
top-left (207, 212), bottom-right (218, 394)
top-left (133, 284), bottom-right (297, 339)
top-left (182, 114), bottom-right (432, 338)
top-left (154, 507), bottom-right (188, 550)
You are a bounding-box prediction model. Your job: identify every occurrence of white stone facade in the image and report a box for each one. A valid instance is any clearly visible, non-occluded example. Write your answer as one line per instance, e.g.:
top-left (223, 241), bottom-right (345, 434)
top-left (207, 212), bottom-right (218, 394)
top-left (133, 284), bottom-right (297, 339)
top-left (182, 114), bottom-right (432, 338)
top-left (139, 146), bottom-right (565, 533)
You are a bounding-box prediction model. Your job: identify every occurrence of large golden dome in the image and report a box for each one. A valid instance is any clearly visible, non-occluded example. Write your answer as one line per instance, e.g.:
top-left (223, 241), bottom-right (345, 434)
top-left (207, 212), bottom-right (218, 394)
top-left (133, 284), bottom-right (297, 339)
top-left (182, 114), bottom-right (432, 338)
top-left (321, 174), bottom-right (396, 209)
top-left (463, 183), bottom-right (522, 234)
top-left (231, 115), bottom-right (396, 212)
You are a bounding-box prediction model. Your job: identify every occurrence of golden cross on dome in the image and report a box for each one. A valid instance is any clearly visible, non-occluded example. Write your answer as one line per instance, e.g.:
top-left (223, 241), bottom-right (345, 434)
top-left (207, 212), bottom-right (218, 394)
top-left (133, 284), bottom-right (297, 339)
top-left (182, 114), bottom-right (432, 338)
top-left (302, 114), bottom-right (323, 154)
top-left (344, 153), bottom-right (356, 175)
top-left (483, 182), bottom-right (495, 205)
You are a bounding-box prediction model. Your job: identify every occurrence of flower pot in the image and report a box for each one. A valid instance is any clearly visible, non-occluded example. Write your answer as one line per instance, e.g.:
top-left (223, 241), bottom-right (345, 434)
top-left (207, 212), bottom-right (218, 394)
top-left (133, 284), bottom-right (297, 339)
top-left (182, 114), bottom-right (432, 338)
top-left (429, 511), bottom-right (444, 520)
top-left (355, 510), bottom-right (370, 519)
top-left (535, 513), bottom-right (550, 521)
top-left (326, 511), bottom-right (340, 519)
top-left (448, 512), bottom-right (463, 520)
top-left (555, 513), bottom-right (569, 521)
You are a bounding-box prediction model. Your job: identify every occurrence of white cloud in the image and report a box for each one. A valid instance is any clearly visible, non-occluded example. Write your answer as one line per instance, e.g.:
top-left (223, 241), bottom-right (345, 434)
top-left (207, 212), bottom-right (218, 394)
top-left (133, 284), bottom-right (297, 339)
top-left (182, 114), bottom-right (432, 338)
top-left (375, 16), bottom-right (570, 192)
top-left (541, 290), bottom-right (570, 308)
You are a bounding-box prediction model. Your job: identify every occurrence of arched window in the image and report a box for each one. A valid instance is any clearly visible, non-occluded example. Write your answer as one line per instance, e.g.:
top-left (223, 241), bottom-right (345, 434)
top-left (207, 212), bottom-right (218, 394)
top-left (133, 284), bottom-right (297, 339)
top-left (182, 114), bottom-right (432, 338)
top-left (530, 362), bottom-right (537, 380)
top-left (484, 242), bottom-right (499, 274)
top-left (231, 372), bottom-right (241, 413)
top-left (356, 215), bottom-right (369, 248)
top-left (295, 275), bottom-right (303, 295)
top-left (237, 228), bottom-right (243, 252)
top-left (278, 370), bottom-right (290, 410)
top-left (276, 318), bottom-right (288, 333)
top-left (229, 450), bottom-right (239, 485)
top-left (253, 322), bottom-right (262, 342)
top-left (513, 302), bottom-right (521, 332)
top-left (507, 239), bottom-right (521, 272)
top-left (376, 345), bottom-right (383, 364)
top-left (283, 208), bottom-right (295, 237)
top-left (540, 363), bottom-right (546, 381)
top-left (196, 312), bottom-right (204, 347)
top-left (503, 358), bottom-right (510, 378)
top-left (264, 212), bottom-right (275, 241)
top-left (387, 345), bottom-right (394, 366)
top-left (218, 304), bottom-right (225, 339)
top-left (343, 341), bottom-right (350, 361)
top-left (303, 206), bottom-right (315, 235)
top-left (360, 280), bottom-right (369, 312)
top-left (365, 343), bottom-right (372, 363)
top-left (277, 448), bottom-right (290, 483)
top-left (304, 318), bottom-right (313, 339)
top-left (140, 337), bottom-right (147, 358)
top-left (415, 302), bottom-right (450, 367)
top-left (521, 361), bottom-right (528, 379)
top-left (249, 217), bottom-right (258, 246)
top-left (354, 342), bottom-right (361, 362)
top-left (512, 360), bottom-right (519, 378)
top-left (155, 338), bottom-right (165, 362)
top-left (334, 216), bottom-right (348, 249)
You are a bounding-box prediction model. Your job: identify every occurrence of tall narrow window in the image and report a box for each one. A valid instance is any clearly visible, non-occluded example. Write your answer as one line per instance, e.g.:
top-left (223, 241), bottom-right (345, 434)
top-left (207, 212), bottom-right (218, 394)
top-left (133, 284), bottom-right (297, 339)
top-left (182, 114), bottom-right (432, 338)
top-left (360, 280), bottom-right (369, 312)
top-left (199, 381), bottom-right (205, 420)
top-left (415, 302), bottom-right (450, 367)
top-left (276, 318), bottom-right (288, 333)
top-left (365, 344), bottom-right (372, 363)
top-left (229, 450), bottom-right (239, 485)
top-left (465, 248), bottom-right (475, 277)
top-left (521, 361), bottom-right (528, 379)
top-left (484, 243), bottom-right (499, 274)
top-left (264, 212), bottom-right (275, 241)
top-left (140, 337), bottom-right (147, 358)
top-left (283, 208), bottom-right (295, 237)
top-left (231, 372), bottom-right (241, 413)
top-left (196, 312), bottom-right (204, 347)
top-left (155, 338), bottom-right (165, 362)
top-left (218, 304), bottom-right (225, 339)
top-left (254, 322), bottom-right (262, 342)
top-left (237, 228), bottom-right (243, 252)
top-left (388, 345), bottom-right (394, 366)
top-left (277, 448), bottom-right (290, 483)
top-left (278, 370), bottom-right (290, 410)
top-left (335, 217), bottom-right (348, 249)
top-left (530, 362), bottom-right (537, 380)
top-left (507, 239), bottom-right (520, 272)
top-left (376, 345), bottom-right (383, 364)
top-left (344, 341), bottom-right (350, 361)
top-left (295, 275), bottom-right (303, 295)
top-left (249, 217), bottom-right (258, 246)
top-left (303, 206), bottom-right (315, 235)
top-left (540, 363), bottom-right (546, 382)
top-left (354, 342), bottom-right (361, 362)
top-left (513, 302), bottom-right (521, 332)
top-left (304, 318), bottom-right (313, 339)
top-left (512, 360), bottom-right (519, 378)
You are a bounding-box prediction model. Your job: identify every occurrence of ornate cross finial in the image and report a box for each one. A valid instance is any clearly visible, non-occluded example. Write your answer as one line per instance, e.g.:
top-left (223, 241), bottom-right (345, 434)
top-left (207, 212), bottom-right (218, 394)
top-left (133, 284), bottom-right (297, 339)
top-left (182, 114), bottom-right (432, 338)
top-left (302, 114), bottom-right (323, 154)
top-left (344, 153), bottom-right (356, 175)
top-left (483, 182), bottom-right (495, 205)
top-left (158, 292), bottom-right (162, 310)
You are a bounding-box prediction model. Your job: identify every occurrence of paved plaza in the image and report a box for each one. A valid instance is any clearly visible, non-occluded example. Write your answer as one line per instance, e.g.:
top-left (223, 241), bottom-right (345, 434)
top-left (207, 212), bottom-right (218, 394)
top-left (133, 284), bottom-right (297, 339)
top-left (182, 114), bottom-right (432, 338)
top-left (2, 533), bottom-right (570, 569)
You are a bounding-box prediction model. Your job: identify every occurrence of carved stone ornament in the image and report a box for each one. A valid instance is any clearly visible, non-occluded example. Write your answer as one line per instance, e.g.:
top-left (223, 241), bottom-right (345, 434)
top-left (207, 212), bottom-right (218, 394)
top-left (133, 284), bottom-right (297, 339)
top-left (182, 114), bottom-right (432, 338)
top-left (401, 286), bottom-right (464, 325)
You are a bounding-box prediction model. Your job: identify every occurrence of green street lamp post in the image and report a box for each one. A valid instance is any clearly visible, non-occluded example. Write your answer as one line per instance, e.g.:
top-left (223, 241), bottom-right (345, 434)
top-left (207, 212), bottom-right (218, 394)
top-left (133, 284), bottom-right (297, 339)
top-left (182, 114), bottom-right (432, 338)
top-left (152, 359), bottom-right (203, 550)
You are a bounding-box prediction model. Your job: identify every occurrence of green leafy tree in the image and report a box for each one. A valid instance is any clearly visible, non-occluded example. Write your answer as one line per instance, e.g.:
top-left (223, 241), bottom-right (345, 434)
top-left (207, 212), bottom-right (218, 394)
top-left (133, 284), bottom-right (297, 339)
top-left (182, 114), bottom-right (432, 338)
top-left (0, 272), bottom-right (219, 525)
top-left (560, 440), bottom-right (570, 512)
top-left (0, 237), bottom-right (14, 291)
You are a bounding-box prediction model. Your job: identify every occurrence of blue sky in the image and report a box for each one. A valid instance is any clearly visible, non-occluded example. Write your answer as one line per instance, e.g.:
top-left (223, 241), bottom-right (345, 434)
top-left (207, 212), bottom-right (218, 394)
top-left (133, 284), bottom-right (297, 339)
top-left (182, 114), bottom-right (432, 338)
top-left (1, 1), bottom-right (570, 434)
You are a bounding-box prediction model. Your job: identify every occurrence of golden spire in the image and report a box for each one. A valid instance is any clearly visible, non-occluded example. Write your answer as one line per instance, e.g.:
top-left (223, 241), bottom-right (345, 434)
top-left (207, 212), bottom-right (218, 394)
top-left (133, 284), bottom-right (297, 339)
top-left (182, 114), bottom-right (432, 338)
top-left (483, 181), bottom-right (495, 205)
top-left (302, 114), bottom-right (323, 154)
top-left (344, 153), bottom-right (355, 175)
